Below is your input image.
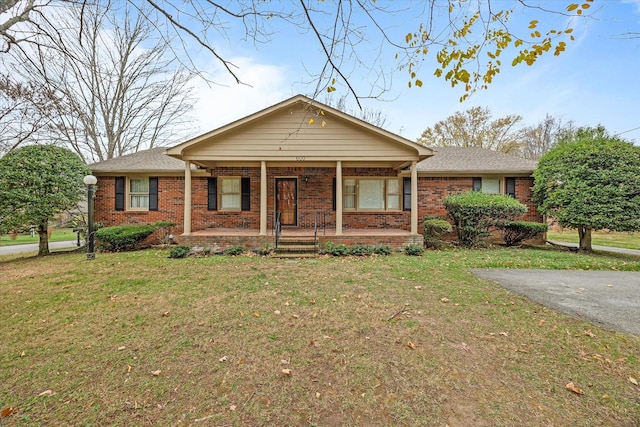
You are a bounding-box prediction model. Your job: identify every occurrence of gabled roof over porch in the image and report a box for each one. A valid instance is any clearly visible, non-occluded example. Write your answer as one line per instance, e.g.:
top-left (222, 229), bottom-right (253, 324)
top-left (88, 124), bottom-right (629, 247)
top-left (165, 94), bottom-right (433, 170)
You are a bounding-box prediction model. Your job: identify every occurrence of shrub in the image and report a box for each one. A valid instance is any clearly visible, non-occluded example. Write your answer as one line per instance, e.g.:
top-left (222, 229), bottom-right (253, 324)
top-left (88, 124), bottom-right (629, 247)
top-left (404, 244), bottom-right (424, 256)
top-left (95, 224), bottom-right (155, 251)
top-left (223, 245), bottom-right (245, 256)
top-left (423, 217), bottom-right (453, 249)
top-left (168, 245), bottom-right (191, 258)
top-left (496, 221), bottom-right (548, 246)
top-left (443, 191), bottom-right (527, 248)
top-left (373, 244), bottom-right (392, 256)
top-left (321, 242), bottom-right (349, 256)
top-left (349, 244), bottom-right (374, 256)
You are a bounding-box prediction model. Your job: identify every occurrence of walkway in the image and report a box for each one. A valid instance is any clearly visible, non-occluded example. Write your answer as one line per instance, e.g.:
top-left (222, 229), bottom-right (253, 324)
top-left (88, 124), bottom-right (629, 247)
top-left (0, 240), bottom-right (79, 256)
top-left (548, 241), bottom-right (640, 257)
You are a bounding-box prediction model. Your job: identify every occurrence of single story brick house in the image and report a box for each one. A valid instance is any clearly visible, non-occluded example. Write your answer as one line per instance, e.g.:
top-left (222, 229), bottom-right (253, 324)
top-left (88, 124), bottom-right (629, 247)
top-left (90, 95), bottom-right (541, 251)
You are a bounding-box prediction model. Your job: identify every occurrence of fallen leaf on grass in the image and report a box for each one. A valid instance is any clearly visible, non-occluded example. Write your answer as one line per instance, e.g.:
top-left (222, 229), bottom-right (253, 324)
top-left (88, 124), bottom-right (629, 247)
top-left (291, 314), bottom-right (300, 319)
top-left (440, 298), bottom-right (450, 303)
top-left (150, 370), bottom-right (161, 376)
top-left (273, 310), bottom-right (281, 315)
top-left (538, 319), bottom-right (546, 327)
top-left (499, 332), bottom-right (509, 337)
top-left (219, 355), bottom-right (228, 362)
top-left (1, 407), bottom-right (18, 418)
top-left (117, 346), bottom-right (126, 351)
top-left (229, 405), bottom-right (237, 411)
top-left (253, 312), bottom-right (260, 318)
top-left (162, 311), bottom-right (170, 317)
top-left (407, 341), bottom-right (415, 349)
top-left (281, 368), bottom-right (292, 376)
top-left (584, 329), bottom-right (595, 337)
top-left (38, 390), bottom-right (55, 397)
top-left (629, 377), bottom-right (638, 386)
top-left (565, 382), bottom-right (584, 395)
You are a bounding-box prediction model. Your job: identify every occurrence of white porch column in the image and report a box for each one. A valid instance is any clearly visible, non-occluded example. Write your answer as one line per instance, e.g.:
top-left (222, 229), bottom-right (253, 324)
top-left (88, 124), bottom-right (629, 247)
top-left (260, 161), bottom-right (267, 235)
top-left (183, 161), bottom-right (192, 235)
top-left (411, 161), bottom-right (418, 235)
top-left (336, 161), bottom-right (343, 235)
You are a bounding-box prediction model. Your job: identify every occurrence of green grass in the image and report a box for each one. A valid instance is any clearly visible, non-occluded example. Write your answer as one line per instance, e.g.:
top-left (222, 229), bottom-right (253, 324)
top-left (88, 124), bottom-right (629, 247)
top-left (0, 228), bottom-right (78, 246)
top-left (547, 229), bottom-right (640, 250)
top-left (1, 246), bottom-right (639, 426)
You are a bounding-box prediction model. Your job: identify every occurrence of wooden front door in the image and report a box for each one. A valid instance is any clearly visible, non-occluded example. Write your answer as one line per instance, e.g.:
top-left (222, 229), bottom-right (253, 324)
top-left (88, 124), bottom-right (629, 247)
top-left (276, 178), bottom-right (297, 226)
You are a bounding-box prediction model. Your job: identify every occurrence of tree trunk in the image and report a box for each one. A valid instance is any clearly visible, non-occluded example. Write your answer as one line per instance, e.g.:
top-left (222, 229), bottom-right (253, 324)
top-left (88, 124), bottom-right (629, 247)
top-left (37, 220), bottom-right (50, 256)
top-left (578, 226), bottom-right (592, 252)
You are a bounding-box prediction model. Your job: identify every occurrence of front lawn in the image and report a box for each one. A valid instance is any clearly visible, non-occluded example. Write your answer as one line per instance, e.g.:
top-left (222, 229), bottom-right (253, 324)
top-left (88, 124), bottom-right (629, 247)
top-left (1, 247), bottom-right (639, 426)
top-left (547, 229), bottom-right (640, 250)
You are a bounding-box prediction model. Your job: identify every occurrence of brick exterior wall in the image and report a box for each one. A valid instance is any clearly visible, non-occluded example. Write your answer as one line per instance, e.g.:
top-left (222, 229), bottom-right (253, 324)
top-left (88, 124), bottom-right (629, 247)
top-left (93, 168), bottom-right (543, 245)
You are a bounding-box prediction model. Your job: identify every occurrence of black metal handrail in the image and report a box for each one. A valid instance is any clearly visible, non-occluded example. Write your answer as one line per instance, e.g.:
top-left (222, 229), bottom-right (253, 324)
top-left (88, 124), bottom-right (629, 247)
top-left (275, 211), bottom-right (282, 249)
top-left (313, 211), bottom-right (318, 250)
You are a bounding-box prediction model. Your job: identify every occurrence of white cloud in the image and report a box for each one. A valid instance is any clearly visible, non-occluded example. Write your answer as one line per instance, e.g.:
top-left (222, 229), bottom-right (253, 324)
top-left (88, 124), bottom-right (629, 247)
top-left (188, 57), bottom-right (293, 138)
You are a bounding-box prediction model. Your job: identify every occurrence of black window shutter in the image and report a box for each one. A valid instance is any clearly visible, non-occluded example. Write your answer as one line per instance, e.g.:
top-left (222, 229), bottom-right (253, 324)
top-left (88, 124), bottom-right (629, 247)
top-left (472, 177), bottom-right (482, 192)
top-left (207, 178), bottom-right (217, 210)
top-left (241, 178), bottom-right (250, 211)
top-left (332, 178), bottom-right (336, 211)
top-left (403, 177), bottom-right (412, 211)
top-left (506, 177), bottom-right (516, 198)
top-left (149, 177), bottom-right (159, 211)
top-left (115, 176), bottom-right (125, 211)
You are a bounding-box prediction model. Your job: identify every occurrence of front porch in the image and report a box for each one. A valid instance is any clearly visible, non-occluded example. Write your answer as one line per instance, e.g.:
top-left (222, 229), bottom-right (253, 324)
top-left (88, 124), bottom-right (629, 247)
top-left (175, 227), bottom-right (423, 253)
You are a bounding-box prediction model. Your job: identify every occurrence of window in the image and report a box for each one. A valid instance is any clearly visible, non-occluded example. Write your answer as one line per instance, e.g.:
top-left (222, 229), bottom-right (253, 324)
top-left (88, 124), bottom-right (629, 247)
top-left (130, 178), bottom-right (149, 208)
top-left (115, 177), bottom-right (158, 211)
top-left (342, 178), bottom-right (400, 211)
top-left (207, 177), bottom-right (250, 211)
top-left (472, 177), bottom-right (500, 194)
top-left (220, 177), bottom-right (241, 210)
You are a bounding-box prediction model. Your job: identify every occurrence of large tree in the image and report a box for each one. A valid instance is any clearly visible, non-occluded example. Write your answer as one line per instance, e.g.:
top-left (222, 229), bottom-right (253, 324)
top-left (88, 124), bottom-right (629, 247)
top-left (533, 130), bottom-right (640, 252)
top-left (0, 145), bottom-right (90, 256)
top-left (416, 106), bottom-right (523, 154)
top-left (3, 3), bottom-right (194, 162)
top-left (519, 114), bottom-right (575, 160)
top-left (0, 1), bottom-right (592, 105)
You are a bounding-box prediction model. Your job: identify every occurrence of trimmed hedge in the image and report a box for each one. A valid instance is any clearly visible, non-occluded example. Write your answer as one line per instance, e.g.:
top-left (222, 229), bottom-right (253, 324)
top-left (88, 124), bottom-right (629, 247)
top-left (496, 221), bottom-right (548, 246)
top-left (444, 191), bottom-right (527, 248)
top-left (95, 224), bottom-right (155, 251)
top-left (423, 217), bottom-right (453, 249)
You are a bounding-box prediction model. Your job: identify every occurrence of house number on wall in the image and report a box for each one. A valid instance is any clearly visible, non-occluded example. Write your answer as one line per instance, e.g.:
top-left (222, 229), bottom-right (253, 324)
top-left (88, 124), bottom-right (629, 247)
top-left (296, 156), bottom-right (305, 162)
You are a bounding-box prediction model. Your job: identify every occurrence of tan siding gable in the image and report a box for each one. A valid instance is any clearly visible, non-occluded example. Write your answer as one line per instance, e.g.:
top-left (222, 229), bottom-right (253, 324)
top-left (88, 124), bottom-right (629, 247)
top-left (182, 104), bottom-right (417, 161)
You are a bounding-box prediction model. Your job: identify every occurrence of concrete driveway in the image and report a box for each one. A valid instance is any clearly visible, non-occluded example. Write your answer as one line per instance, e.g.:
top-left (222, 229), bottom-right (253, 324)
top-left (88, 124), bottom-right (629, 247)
top-left (470, 269), bottom-right (640, 337)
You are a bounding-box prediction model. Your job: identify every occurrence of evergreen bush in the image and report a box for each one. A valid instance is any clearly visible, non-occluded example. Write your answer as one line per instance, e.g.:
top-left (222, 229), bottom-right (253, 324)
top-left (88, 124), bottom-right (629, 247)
top-left (95, 224), bottom-right (155, 251)
top-left (496, 221), bottom-right (548, 246)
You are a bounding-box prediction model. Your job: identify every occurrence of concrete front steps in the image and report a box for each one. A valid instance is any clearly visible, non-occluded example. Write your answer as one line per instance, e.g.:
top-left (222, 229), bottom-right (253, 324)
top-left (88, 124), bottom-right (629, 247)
top-left (275, 236), bottom-right (318, 258)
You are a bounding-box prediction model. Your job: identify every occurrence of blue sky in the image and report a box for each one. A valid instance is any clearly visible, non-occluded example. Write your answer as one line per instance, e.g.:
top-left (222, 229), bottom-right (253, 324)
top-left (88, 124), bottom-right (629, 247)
top-left (188, 1), bottom-right (640, 145)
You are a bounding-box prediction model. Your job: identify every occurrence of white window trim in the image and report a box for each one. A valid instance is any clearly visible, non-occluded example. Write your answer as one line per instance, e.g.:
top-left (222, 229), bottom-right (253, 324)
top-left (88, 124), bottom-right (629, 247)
top-left (343, 177), bottom-right (401, 212)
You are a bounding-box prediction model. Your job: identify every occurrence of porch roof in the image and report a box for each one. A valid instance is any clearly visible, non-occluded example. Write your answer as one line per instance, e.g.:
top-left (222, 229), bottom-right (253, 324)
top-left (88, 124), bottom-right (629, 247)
top-left (165, 94), bottom-right (433, 170)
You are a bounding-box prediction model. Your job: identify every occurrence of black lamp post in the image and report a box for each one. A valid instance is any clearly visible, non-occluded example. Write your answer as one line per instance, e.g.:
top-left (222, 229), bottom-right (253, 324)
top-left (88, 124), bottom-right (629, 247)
top-left (83, 175), bottom-right (97, 260)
